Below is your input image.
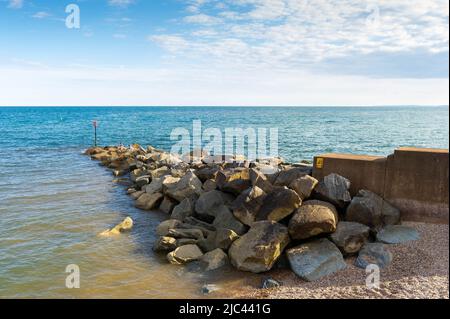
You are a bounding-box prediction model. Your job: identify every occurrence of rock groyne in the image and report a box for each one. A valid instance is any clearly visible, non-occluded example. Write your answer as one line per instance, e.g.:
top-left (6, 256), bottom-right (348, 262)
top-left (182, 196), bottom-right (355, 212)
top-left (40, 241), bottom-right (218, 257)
top-left (85, 144), bottom-right (420, 281)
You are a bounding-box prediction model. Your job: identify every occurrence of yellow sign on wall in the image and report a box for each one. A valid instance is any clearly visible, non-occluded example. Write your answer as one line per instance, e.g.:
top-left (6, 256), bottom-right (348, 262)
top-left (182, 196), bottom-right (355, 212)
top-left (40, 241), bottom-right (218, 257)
top-left (316, 157), bottom-right (324, 169)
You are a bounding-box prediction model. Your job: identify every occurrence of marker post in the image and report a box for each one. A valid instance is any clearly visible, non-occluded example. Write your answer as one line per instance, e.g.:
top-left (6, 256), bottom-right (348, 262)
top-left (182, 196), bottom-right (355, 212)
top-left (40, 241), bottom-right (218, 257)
top-left (93, 120), bottom-right (98, 147)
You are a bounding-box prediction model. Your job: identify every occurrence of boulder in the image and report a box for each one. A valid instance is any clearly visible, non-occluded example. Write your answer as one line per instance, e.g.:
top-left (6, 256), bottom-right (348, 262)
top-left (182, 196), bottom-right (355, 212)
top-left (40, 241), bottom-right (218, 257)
top-left (171, 198), bottom-right (194, 221)
top-left (195, 166), bottom-right (221, 182)
top-left (143, 178), bottom-right (163, 194)
top-left (376, 225), bottom-right (420, 244)
top-left (202, 179), bottom-right (217, 192)
top-left (256, 187), bottom-right (301, 222)
top-left (161, 175), bottom-right (181, 192)
top-left (135, 175), bottom-right (150, 188)
top-left (98, 217), bottom-right (133, 237)
top-left (261, 278), bottom-right (281, 289)
top-left (289, 175), bottom-right (318, 200)
top-left (130, 190), bottom-right (144, 200)
top-left (249, 168), bottom-right (273, 193)
top-left (167, 244), bottom-right (203, 265)
top-left (216, 169), bottom-right (252, 195)
top-left (213, 205), bottom-right (247, 235)
top-left (165, 171), bottom-right (203, 202)
top-left (199, 228), bottom-right (239, 252)
top-left (153, 236), bottom-right (177, 252)
top-left (346, 190), bottom-right (401, 229)
top-left (195, 190), bottom-right (235, 219)
top-left (231, 186), bottom-right (266, 226)
top-left (288, 200), bottom-right (338, 240)
top-left (199, 248), bottom-right (228, 271)
top-left (159, 196), bottom-right (178, 214)
top-left (135, 192), bottom-right (164, 210)
top-left (150, 166), bottom-right (170, 179)
top-left (228, 221), bottom-right (290, 273)
top-left (355, 243), bottom-right (392, 269)
top-left (330, 221), bottom-right (370, 254)
top-left (274, 167), bottom-right (311, 187)
top-left (168, 228), bottom-right (204, 240)
top-left (287, 238), bottom-right (346, 281)
top-left (130, 168), bottom-right (144, 182)
top-left (176, 238), bottom-right (198, 246)
top-left (156, 219), bottom-right (182, 236)
top-left (314, 173), bottom-right (351, 209)
top-left (158, 153), bottom-right (183, 166)
top-left (183, 216), bottom-right (217, 232)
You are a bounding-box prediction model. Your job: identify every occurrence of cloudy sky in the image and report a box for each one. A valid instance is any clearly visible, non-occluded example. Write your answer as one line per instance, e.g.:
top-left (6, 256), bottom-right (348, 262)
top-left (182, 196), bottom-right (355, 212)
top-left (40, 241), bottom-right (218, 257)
top-left (0, 0), bottom-right (448, 106)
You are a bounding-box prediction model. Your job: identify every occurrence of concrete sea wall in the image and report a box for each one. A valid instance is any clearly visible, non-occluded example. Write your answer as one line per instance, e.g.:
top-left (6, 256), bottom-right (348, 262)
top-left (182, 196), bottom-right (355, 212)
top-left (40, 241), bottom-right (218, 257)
top-left (313, 147), bottom-right (449, 224)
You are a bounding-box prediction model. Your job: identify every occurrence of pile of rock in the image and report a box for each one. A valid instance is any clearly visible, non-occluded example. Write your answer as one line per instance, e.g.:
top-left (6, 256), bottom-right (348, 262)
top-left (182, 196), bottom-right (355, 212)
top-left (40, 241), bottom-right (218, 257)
top-left (86, 145), bottom-right (420, 281)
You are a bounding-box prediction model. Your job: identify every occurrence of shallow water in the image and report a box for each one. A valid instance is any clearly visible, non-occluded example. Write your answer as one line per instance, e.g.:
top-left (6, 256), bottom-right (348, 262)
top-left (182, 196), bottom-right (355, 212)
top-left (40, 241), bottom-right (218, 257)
top-left (0, 107), bottom-right (448, 298)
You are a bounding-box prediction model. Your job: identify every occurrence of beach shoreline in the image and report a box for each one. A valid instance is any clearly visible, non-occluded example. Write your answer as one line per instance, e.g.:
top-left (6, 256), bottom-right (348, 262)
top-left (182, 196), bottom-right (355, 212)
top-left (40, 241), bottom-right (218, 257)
top-left (220, 221), bottom-right (449, 299)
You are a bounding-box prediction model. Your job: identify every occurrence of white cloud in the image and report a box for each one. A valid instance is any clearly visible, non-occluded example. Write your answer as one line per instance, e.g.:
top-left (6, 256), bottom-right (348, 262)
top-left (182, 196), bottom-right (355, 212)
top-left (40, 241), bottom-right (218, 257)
top-left (108, 0), bottom-right (134, 7)
top-left (32, 11), bottom-right (50, 19)
top-left (151, 0), bottom-right (449, 69)
top-left (8, 0), bottom-right (23, 9)
top-left (183, 14), bottom-right (222, 25)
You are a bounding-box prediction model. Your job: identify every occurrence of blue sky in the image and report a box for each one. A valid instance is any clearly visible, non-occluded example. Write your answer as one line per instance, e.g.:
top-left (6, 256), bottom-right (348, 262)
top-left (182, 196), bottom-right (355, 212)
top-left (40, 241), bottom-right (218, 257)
top-left (0, 0), bottom-right (449, 106)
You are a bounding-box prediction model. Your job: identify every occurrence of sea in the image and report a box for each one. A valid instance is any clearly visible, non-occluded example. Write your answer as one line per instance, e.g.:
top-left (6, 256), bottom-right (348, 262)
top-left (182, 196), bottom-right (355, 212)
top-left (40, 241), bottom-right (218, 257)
top-left (0, 106), bottom-right (448, 298)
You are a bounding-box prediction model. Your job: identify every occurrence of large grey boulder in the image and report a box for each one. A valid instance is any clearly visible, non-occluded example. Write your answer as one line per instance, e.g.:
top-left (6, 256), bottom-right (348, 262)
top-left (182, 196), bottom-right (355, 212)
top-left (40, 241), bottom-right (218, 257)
top-left (167, 244), bottom-right (203, 265)
top-left (195, 190), bottom-right (235, 218)
top-left (346, 190), bottom-right (401, 229)
top-left (228, 221), bottom-right (290, 273)
top-left (171, 198), bottom-right (194, 221)
top-left (216, 169), bottom-right (252, 195)
top-left (274, 167), bottom-right (311, 187)
top-left (288, 200), bottom-right (338, 240)
top-left (231, 186), bottom-right (266, 226)
top-left (287, 238), bottom-right (346, 281)
top-left (135, 192), bottom-right (164, 210)
top-left (289, 175), bottom-right (318, 200)
top-left (165, 171), bottom-right (203, 201)
top-left (249, 168), bottom-right (273, 193)
top-left (330, 221), bottom-right (370, 254)
top-left (199, 228), bottom-right (239, 252)
top-left (355, 243), bottom-right (392, 269)
top-left (376, 225), bottom-right (420, 244)
top-left (213, 205), bottom-right (247, 235)
top-left (194, 166), bottom-right (221, 182)
top-left (314, 173), bottom-right (351, 209)
top-left (256, 187), bottom-right (301, 222)
top-left (199, 248), bottom-right (229, 271)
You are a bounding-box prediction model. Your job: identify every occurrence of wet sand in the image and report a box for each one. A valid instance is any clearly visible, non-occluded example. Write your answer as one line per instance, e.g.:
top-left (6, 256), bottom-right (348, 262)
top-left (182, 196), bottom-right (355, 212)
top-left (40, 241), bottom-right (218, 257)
top-left (220, 222), bottom-right (449, 299)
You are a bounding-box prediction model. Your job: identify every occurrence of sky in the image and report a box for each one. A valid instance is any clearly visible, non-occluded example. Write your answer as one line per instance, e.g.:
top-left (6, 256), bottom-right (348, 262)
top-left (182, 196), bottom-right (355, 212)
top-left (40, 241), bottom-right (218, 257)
top-left (0, 0), bottom-right (448, 106)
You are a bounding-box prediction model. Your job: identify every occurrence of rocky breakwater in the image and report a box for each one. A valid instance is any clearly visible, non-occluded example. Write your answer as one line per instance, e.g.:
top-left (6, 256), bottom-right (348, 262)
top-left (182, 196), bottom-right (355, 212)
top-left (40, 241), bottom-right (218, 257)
top-left (85, 145), bottom-right (420, 282)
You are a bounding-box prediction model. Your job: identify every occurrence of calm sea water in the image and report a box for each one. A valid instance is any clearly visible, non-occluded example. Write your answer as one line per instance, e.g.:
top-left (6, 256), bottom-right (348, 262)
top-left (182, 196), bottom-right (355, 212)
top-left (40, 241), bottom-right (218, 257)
top-left (0, 106), bottom-right (448, 298)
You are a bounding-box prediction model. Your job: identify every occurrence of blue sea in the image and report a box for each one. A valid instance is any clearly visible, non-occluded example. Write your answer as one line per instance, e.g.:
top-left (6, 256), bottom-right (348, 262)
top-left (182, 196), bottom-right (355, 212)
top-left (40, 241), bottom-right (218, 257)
top-left (0, 106), bottom-right (448, 298)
